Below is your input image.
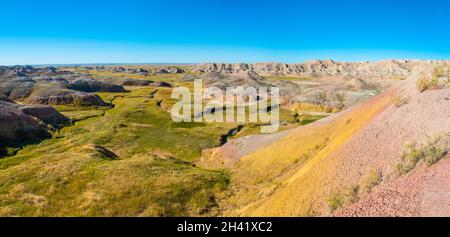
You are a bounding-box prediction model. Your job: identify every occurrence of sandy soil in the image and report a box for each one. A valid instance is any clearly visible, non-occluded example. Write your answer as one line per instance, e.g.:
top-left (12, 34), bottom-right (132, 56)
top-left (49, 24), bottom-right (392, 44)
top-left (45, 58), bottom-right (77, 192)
top-left (199, 129), bottom-right (291, 168)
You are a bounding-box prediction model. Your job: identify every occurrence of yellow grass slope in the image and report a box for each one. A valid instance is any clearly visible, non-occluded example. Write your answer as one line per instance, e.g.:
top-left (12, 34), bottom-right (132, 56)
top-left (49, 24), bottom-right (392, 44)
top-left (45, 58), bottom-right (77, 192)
top-left (225, 84), bottom-right (399, 216)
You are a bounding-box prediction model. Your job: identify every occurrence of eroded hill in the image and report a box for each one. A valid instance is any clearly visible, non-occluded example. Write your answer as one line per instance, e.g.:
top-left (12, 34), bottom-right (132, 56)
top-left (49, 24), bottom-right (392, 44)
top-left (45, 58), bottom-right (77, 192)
top-left (209, 63), bottom-right (450, 216)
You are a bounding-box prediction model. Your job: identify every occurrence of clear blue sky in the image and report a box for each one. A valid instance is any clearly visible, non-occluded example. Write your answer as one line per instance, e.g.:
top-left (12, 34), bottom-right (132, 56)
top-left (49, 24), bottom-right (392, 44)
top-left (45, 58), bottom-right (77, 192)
top-left (1, 0), bottom-right (450, 65)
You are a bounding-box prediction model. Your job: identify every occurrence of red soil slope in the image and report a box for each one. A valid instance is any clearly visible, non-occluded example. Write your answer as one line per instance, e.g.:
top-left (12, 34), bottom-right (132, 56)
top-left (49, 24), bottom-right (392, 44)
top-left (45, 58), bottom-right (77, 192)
top-left (215, 67), bottom-right (450, 216)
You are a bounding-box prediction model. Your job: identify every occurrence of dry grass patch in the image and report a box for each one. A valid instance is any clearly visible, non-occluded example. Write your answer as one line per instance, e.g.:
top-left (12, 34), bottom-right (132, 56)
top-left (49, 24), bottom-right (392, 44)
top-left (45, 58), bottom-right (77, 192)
top-left (360, 168), bottom-right (382, 193)
top-left (391, 95), bottom-right (409, 108)
top-left (393, 135), bottom-right (448, 176)
top-left (326, 168), bottom-right (382, 213)
top-left (327, 185), bottom-right (359, 212)
top-left (416, 75), bottom-right (440, 93)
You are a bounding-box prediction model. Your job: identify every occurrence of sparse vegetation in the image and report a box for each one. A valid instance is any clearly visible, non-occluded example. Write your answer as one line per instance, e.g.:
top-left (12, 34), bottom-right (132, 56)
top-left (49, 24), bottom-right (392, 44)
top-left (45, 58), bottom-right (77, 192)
top-left (433, 66), bottom-right (446, 78)
top-left (416, 74), bottom-right (441, 93)
top-left (327, 185), bottom-right (359, 212)
top-left (393, 135), bottom-right (447, 176)
top-left (327, 168), bottom-right (383, 212)
top-left (394, 142), bottom-right (425, 175)
top-left (423, 136), bottom-right (448, 166)
top-left (327, 193), bottom-right (344, 212)
top-left (391, 94), bottom-right (409, 108)
top-left (335, 92), bottom-right (347, 110)
top-left (360, 168), bottom-right (382, 193)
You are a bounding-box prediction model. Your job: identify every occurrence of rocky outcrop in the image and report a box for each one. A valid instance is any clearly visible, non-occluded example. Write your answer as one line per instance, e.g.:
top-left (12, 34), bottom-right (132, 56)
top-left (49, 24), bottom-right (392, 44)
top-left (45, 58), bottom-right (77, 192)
top-left (0, 65), bottom-right (61, 79)
top-left (0, 101), bottom-right (69, 147)
top-left (84, 144), bottom-right (118, 160)
top-left (17, 105), bottom-right (71, 128)
top-left (68, 79), bottom-right (127, 92)
top-left (0, 65), bottom-right (37, 78)
top-left (104, 66), bottom-right (184, 75)
top-left (0, 103), bottom-right (50, 147)
top-left (153, 67), bottom-right (185, 74)
top-left (121, 79), bottom-right (171, 87)
top-left (0, 77), bottom-right (36, 100)
top-left (201, 71), bottom-right (266, 89)
top-left (0, 66), bottom-right (120, 106)
top-left (25, 89), bottom-right (108, 106)
top-left (121, 79), bottom-right (154, 86)
top-left (194, 60), bottom-right (441, 78)
top-left (151, 81), bottom-right (172, 87)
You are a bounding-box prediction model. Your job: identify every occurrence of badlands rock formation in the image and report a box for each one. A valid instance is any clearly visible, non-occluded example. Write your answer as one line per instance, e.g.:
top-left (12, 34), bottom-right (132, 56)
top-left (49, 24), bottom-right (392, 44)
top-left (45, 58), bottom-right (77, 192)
top-left (0, 66), bottom-right (126, 106)
top-left (195, 60), bottom-right (437, 78)
top-left (0, 100), bottom-right (69, 148)
top-left (99, 77), bottom-right (172, 87)
top-left (86, 65), bottom-right (185, 75)
top-left (194, 60), bottom-right (449, 112)
top-left (205, 63), bottom-right (450, 216)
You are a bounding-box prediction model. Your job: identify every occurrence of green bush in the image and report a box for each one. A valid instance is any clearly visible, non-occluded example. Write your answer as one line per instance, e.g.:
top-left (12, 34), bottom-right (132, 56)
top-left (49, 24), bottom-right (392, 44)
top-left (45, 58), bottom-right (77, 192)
top-left (327, 185), bottom-right (360, 212)
top-left (361, 168), bottom-right (382, 193)
top-left (423, 136), bottom-right (447, 166)
top-left (327, 192), bottom-right (343, 212)
top-left (394, 143), bottom-right (424, 175)
top-left (394, 136), bottom-right (447, 175)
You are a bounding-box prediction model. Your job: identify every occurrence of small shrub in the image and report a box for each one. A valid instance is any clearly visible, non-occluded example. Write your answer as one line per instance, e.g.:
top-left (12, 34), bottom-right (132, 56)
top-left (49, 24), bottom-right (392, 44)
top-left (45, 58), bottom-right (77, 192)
top-left (361, 168), bottom-right (382, 193)
top-left (394, 136), bottom-right (448, 175)
top-left (327, 192), bottom-right (343, 212)
top-left (433, 67), bottom-right (445, 78)
top-left (327, 185), bottom-right (360, 212)
top-left (343, 185), bottom-right (360, 204)
top-left (417, 75), bottom-right (441, 93)
top-left (430, 76), bottom-right (440, 88)
top-left (391, 95), bottom-right (409, 108)
top-left (397, 142), bottom-right (424, 174)
top-left (423, 136), bottom-right (447, 166)
top-left (416, 76), bottom-right (430, 93)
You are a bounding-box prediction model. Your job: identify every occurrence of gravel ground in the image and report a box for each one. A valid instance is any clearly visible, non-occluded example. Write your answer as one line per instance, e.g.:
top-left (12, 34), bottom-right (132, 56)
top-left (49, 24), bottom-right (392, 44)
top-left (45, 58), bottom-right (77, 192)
top-left (336, 156), bottom-right (450, 217)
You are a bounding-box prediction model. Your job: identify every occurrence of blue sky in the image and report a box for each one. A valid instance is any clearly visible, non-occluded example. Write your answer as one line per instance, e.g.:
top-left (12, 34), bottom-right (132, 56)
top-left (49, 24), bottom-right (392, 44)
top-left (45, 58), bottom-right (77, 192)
top-left (1, 0), bottom-right (450, 65)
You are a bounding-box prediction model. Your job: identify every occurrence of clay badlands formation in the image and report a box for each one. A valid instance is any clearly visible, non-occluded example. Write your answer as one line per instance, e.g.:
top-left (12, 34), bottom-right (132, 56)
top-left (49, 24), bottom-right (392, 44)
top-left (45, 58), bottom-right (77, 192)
top-left (0, 60), bottom-right (449, 216)
top-left (200, 60), bottom-right (450, 216)
top-left (194, 60), bottom-right (430, 77)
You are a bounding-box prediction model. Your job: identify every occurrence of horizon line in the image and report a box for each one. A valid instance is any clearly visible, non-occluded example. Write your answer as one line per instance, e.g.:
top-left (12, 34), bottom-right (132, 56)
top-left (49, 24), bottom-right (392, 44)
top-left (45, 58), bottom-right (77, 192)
top-left (2, 58), bottom-right (450, 67)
